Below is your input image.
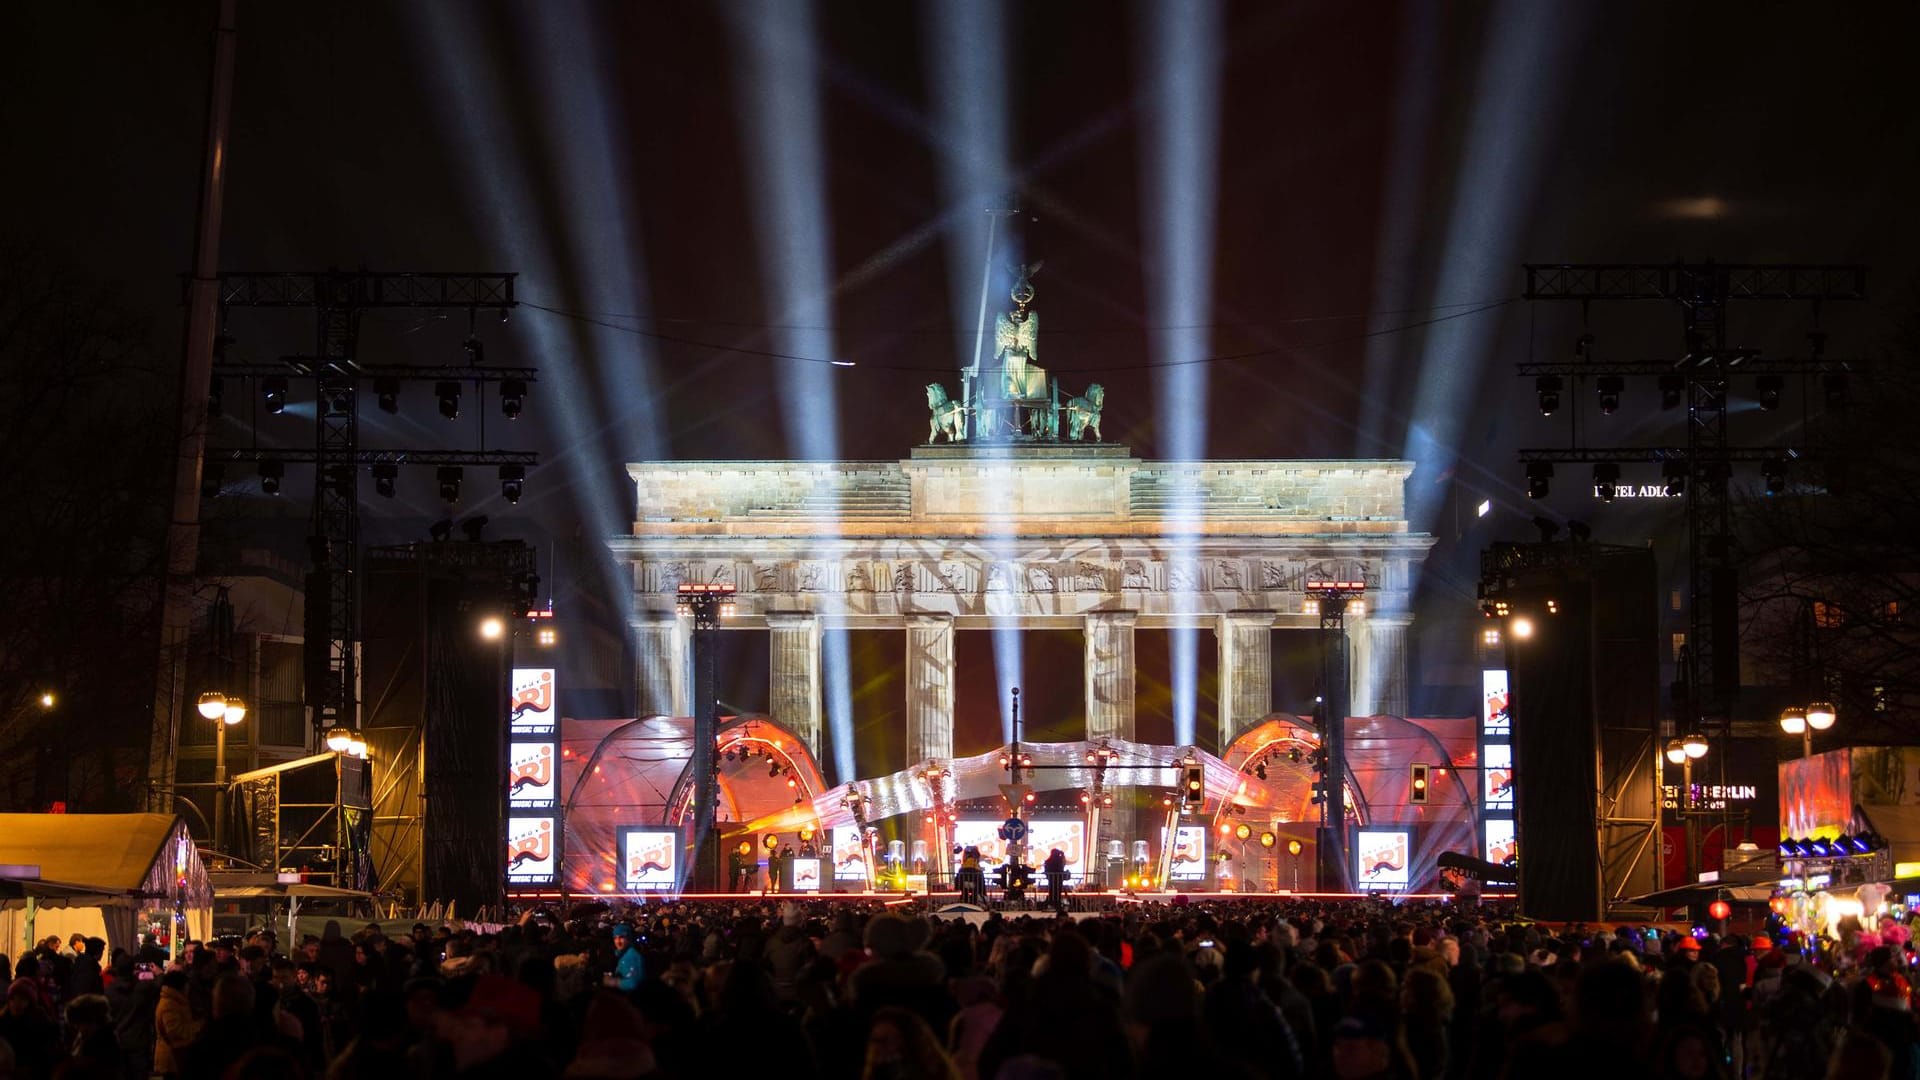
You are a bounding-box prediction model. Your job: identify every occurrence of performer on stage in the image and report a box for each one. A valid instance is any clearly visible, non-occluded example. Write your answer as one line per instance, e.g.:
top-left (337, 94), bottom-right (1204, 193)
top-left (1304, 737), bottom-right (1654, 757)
top-left (1043, 848), bottom-right (1070, 912)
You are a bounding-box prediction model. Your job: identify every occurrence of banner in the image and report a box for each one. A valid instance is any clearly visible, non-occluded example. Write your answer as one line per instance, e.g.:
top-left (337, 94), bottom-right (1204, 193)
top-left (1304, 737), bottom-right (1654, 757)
top-left (510, 668), bottom-right (556, 736)
top-left (1356, 829), bottom-right (1409, 890)
top-left (789, 857), bottom-right (822, 893)
top-left (619, 828), bottom-right (678, 892)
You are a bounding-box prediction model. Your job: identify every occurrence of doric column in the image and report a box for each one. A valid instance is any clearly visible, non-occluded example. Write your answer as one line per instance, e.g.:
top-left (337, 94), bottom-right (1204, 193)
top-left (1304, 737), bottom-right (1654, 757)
top-left (1216, 611), bottom-right (1275, 749)
top-left (1084, 611), bottom-right (1139, 743)
top-left (766, 612), bottom-right (823, 763)
top-left (631, 611), bottom-right (690, 718)
top-left (905, 615), bottom-right (955, 764)
top-left (1367, 612), bottom-right (1412, 718)
top-left (1347, 611), bottom-right (1375, 716)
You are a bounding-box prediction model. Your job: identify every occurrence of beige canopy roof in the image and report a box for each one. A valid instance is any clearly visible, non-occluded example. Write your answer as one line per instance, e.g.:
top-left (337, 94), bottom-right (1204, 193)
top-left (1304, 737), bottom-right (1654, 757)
top-left (0, 812), bottom-right (206, 898)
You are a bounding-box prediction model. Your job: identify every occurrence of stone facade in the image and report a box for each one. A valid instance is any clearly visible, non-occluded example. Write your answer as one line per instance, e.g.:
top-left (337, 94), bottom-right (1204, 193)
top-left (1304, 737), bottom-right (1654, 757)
top-left (614, 447), bottom-right (1433, 762)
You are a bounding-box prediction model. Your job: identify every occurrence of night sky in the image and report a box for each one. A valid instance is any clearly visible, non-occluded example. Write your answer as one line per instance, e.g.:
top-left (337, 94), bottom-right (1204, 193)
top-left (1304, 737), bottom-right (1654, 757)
top-left (9, 2), bottom-right (1918, 752)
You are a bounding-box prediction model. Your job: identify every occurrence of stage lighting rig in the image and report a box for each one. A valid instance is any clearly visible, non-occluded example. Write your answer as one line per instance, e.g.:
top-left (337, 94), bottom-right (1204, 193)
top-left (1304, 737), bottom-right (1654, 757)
top-left (259, 460), bottom-right (283, 495)
top-left (1596, 375), bottom-right (1624, 414)
top-left (436, 381), bottom-right (462, 420)
top-left (1658, 374), bottom-right (1685, 410)
top-left (500, 378), bottom-right (527, 419)
top-left (1592, 462), bottom-right (1620, 502)
top-left (499, 464), bottom-right (525, 504)
top-left (1535, 375), bottom-right (1562, 416)
top-left (1755, 375), bottom-right (1783, 411)
top-left (436, 466), bottom-right (463, 504)
top-left (375, 377), bottom-right (400, 413)
top-left (262, 376), bottom-right (288, 414)
top-left (1526, 462), bottom-right (1553, 499)
top-left (371, 462), bottom-right (398, 498)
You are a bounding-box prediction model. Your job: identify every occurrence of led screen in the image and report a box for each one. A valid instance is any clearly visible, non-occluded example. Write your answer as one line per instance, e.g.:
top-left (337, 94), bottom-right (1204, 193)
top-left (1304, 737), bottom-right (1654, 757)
top-left (505, 816), bottom-right (556, 885)
top-left (510, 668), bottom-right (556, 735)
top-left (507, 742), bottom-right (557, 808)
top-left (1355, 829), bottom-right (1409, 890)
top-left (1484, 743), bottom-right (1513, 809)
top-left (620, 829), bottom-right (678, 892)
top-left (1482, 670), bottom-right (1510, 734)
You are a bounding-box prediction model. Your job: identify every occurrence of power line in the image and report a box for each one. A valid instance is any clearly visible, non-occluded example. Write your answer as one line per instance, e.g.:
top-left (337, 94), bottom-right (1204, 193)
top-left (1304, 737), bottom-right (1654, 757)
top-left (520, 297), bottom-right (1517, 374)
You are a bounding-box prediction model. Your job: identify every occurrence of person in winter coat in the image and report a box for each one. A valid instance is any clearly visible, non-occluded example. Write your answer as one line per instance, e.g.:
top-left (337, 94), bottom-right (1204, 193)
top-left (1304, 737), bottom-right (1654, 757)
top-left (153, 969), bottom-right (202, 1078)
top-left (105, 954), bottom-right (159, 1077)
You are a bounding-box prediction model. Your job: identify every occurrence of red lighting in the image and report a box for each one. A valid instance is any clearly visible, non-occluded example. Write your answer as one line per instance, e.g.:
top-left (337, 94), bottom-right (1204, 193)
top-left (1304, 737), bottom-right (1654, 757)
top-left (1708, 900), bottom-right (1732, 921)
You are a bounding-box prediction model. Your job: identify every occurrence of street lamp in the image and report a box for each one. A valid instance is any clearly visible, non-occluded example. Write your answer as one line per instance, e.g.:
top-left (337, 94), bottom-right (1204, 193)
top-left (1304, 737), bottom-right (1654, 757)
top-left (1667, 735), bottom-right (1709, 887)
top-left (325, 726), bottom-right (354, 754)
top-left (1782, 701), bottom-right (1838, 760)
top-left (209, 695), bottom-right (246, 858)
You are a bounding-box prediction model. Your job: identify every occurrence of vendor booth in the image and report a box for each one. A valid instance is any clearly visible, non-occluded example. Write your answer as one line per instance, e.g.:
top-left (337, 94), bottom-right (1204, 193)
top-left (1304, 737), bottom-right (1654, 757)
top-left (0, 813), bottom-right (212, 955)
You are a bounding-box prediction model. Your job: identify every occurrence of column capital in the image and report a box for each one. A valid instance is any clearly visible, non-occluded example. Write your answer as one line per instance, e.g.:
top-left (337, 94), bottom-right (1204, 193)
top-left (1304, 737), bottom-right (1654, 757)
top-left (765, 610), bottom-right (820, 629)
top-left (906, 612), bottom-right (955, 629)
top-left (630, 609), bottom-right (682, 628)
top-left (1223, 609), bottom-right (1277, 628)
top-left (1365, 610), bottom-right (1414, 627)
top-left (1084, 609), bottom-right (1139, 627)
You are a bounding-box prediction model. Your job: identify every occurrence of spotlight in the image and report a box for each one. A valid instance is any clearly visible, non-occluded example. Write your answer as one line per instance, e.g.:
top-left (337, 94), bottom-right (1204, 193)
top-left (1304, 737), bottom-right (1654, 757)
top-left (1259, 831), bottom-right (1276, 848)
top-left (463, 335), bottom-right (484, 366)
top-left (1662, 460), bottom-right (1688, 497)
top-left (1658, 374), bottom-right (1684, 410)
top-left (1809, 838), bottom-right (1833, 858)
top-left (1778, 838), bottom-right (1800, 858)
top-left (1566, 520), bottom-right (1592, 542)
top-left (1234, 823), bottom-right (1252, 841)
top-left (1535, 375), bottom-right (1562, 416)
top-left (1526, 462), bottom-right (1553, 499)
top-left (1762, 458), bottom-right (1787, 496)
top-left (262, 376), bottom-right (288, 414)
top-left (1286, 839), bottom-right (1303, 857)
top-left (1593, 462), bottom-right (1620, 502)
top-left (436, 466), bottom-right (463, 504)
top-left (499, 464), bottom-right (525, 505)
top-left (1511, 616), bottom-right (1534, 640)
top-left (259, 460), bottom-right (283, 495)
top-left (769, 760), bottom-right (781, 778)
top-left (1596, 375), bottom-right (1624, 414)
top-left (372, 462), bottom-right (398, 498)
top-left (460, 516), bottom-right (488, 543)
top-left (499, 378), bottom-right (526, 419)
top-left (1531, 515), bottom-right (1560, 543)
top-left (479, 616), bottom-right (505, 641)
top-left (201, 462), bottom-right (223, 499)
top-left (1286, 747), bottom-right (1303, 764)
top-left (375, 377), bottom-right (400, 414)
top-left (429, 519), bottom-right (453, 543)
top-left (1823, 372), bottom-right (1849, 409)
top-left (1755, 375), bottom-right (1783, 411)
top-left (435, 381), bottom-right (461, 420)
top-left (1254, 762), bottom-right (1267, 780)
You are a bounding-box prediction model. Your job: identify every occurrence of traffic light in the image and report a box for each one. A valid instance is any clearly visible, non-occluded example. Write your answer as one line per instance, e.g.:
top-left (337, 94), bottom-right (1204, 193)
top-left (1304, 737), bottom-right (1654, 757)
top-left (1410, 764), bottom-right (1430, 805)
top-left (1183, 765), bottom-right (1205, 807)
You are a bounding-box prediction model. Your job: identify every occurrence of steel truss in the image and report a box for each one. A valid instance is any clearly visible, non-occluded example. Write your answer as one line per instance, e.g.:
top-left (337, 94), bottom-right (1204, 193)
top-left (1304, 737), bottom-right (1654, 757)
top-left (210, 271), bottom-right (530, 757)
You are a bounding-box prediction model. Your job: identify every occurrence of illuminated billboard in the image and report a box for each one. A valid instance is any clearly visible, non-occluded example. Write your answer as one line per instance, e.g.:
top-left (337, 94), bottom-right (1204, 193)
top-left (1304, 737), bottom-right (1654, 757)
top-left (507, 742), bottom-right (557, 808)
top-left (1485, 819), bottom-right (1517, 868)
top-left (505, 816), bottom-right (556, 885)
top-left (1481, 670), bottom-right (1510, 734)
top-left (1484, 743), bottom-right (1513, 809)
top-left (831, 826), bottom-right (869, 882)
top-left (1355, 829), bottom-right (1409, 891)
top-left (619, 828), bottom-right (678, 892)
top-left (1163, 824), bottom-right (1208, 882)
top-left (510, 668), bottom-right (556, 735)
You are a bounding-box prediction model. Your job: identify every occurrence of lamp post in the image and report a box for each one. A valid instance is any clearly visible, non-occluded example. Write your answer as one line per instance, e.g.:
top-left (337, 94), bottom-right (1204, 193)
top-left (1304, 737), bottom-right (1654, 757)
top-left (199, 692), bottom-right (247, 858)
top-left (1780, 701), bottom-right (1838, 760)
top-left (1666, 733), bottom-right (1709, 887)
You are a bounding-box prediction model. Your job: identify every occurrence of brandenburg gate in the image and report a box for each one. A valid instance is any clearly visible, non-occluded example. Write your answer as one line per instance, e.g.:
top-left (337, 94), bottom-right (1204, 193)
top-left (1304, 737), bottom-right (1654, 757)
top-left (610, 264), bottom-right (1433, 769)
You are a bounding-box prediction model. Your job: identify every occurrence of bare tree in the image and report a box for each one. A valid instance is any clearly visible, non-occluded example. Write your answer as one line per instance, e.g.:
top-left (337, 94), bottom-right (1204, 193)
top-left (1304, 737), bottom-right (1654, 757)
top-left (0, 242), bottom-right (173, 809)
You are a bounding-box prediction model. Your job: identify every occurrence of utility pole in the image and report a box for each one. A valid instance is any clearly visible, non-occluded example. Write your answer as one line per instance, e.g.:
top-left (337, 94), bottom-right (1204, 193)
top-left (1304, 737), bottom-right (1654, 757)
top-left (148, 0), bottom-right (238, 811)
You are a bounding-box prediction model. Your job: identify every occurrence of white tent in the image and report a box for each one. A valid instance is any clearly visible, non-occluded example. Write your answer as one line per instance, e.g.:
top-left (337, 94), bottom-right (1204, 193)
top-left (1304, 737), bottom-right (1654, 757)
top-left (0, 813), bottom-right (212, 955)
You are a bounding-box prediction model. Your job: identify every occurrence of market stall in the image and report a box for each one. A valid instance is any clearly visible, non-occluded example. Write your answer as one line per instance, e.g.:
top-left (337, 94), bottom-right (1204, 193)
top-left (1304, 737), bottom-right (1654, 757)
top-left (0, 813), bottom-right (212, 955)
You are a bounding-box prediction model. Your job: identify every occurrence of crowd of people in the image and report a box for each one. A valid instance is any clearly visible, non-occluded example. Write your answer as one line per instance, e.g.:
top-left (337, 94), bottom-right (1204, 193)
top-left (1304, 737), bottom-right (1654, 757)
top-left (0, 896), bottom-right (1914, 1078)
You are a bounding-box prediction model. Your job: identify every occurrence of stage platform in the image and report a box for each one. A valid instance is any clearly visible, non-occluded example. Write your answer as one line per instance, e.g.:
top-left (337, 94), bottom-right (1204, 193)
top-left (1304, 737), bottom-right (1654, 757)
top-left (511, 889), bottom-right (1514, 910)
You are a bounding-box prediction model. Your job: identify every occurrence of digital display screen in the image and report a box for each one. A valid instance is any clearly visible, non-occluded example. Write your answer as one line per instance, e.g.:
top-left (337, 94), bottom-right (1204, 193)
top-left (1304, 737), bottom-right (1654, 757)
top-left (505, 816), bottom-right (556, 885)
top-left (789, 858), bottom-right (822, 892)
top-left (831, 826), bottom-right (868, 882)
top-left (510, 668), bottom-right (556, 735)
top-left (507, 742), bottom-right (557, 808)
top-left (1484, 743), bottom-right (1513, 809)
top-left (1482, 670), bottom-right (1510, 734)
top-left (620, 829), bottom-right (678, 892)
top-left (1355, 829), bottom-right (1409, 890)
top-left (1485, 819), bottom-right (1517, 868)
top-left (952, 819), bottom-right (1088, 882)
top-left (1164, 825), bottom-right (1208, 882)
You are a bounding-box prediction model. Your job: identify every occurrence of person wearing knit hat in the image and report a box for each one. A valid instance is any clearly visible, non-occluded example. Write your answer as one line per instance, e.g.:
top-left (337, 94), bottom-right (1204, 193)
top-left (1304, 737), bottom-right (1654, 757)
top-left (610, 924), bottom-right (644, 993)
